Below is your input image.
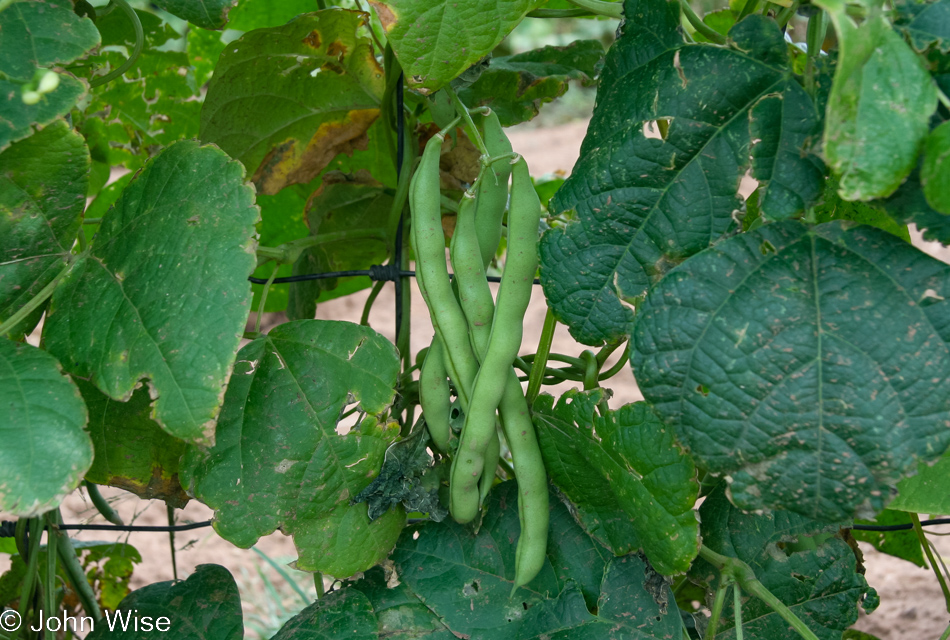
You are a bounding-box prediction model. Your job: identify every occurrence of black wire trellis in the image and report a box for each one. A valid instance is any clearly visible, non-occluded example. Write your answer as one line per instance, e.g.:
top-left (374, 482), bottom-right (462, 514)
top-left (3, 518), bottom-right (950, 536)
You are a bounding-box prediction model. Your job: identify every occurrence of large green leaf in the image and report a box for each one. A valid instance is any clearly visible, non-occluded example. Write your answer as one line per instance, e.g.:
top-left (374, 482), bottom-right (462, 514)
top-left (457, 40), bottom-right (603, 127)
top-left (816, 6), bottom-right (936, 200)
top-left (79, 380), bottom-right (189, 508)
top-left (181, 320), bottom-right (404, 578)
top-left (44, 140), bottom-right (259, 445)
top-left (852, 509), bottom-right (925, 567)
top-left (632, 221), bottom-right (950, 521)
top-left (539, 7), bottom-right (823, 345)
top-left (199, 9), bottom-right (385, 195)
top-left (532, 389), bottom-right (699, 575)
top-left (271, 589), bottom-right (378, 640)
top-left (369, 0), bottom-right (543, 93)
top-left (392, 481), bottom-right (684, 640)
top-left (813, 177), bottom-right (911, 242)
top-left (150, 0), bottom-right (238, 30)
top-left (80, 9), bottom-right (202, 172)
top-left (86, 564), bottom-right (243, 640)
top-left (350, 567), bottom-right (456, 639)
top-left (691, 486), bottom-right (876, 640)
top-left (922, 120), bottom-right (950, 214)
top-left (227, 0), bottom-right (319, 30)
top-left (895, 0), bottom-right (950, 72)
top-left (0, 338), bottom-right (92, 517)
top-left (0, 76), bottom-right (86, 152)
top-left (0, 1), bottom-right (99, 83)
top-left (0, 121), bottom-right (88, 339)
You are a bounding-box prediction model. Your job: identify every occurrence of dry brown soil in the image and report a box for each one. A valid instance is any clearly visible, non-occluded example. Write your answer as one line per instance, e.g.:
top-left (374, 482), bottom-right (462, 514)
top-left (3, 119), bottom-right (950, 639)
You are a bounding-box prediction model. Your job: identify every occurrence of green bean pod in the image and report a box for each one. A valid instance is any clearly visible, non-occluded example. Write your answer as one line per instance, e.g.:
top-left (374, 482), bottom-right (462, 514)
top-left (419, 336), bottom-right (451, 452)
top-left (450, 189), bottom-right (494, 356)
top-left (479, 423), bottom-right (501, 504)
top-left (475, 110), bottom-right (513, 269)
top-left (450, 157), bottom-right (542, 523)
top-left (499, 371), bottom-right (548, 592)
top-left (410, 131), bottom-right (479, 410)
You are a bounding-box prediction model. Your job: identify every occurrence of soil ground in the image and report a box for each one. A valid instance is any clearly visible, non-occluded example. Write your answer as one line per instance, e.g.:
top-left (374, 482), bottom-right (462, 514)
top-left (5, 118), bottom-right (950, 639)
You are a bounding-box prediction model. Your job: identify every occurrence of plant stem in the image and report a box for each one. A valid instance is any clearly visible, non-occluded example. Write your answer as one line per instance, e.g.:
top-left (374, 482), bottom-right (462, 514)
top-left (527, 7), bottom-right (598, 17)
top-left (912, 513), bottom-right (950, 613)
top-left (444, 86), bottom-right (489, 157)
top-left (940, 620), bottom-right (950, 640)
top-left (564, 0), bottom-right (623, 19)
top-left (13, 518), bottom-right (41, 640)
top-left (699, 545), bottom-right (820, 640)
top-left (85, 481), bottom-right (124, 525)
top-left (598, 343), bottom-right (630, 380)
top-left (581, 350), bottom-right (599, 390)
top-left (167, 504), bottom-right (178, 581)
top-left (679, 0), bottom-right (726, 44)
top-left (0, 261), bottom-right (72, 338)
top-left (360, 281), bottom-right (385, 326)
top-left (251, 547), bottom-right (311, 606)
top-left (526, 309), bottom-right (557, 404)
top-left (775, 1), bottom-right (799, 29)
top-left (706, 577), bottom-right (730, 640)
top-left (89, 0), bottom-right (143, 88)
top-left (314, 573), bottom-right (326, 598)
top-left (44, 514), bottom-right (59, 618)
top-left (82, 217), bottom-right (102, 225)
top-left (734, 583), bottom-right (744, 640)
top-left (255, 262), bottom-right (280, 333)
top-left (804, 10), bottom-right (827, 96)
top-left (256, 230), bottom-right (387, 265)
top-left (52, 510), bottom-right (103, 623)
top-left (737, 0), bottom-right (760, 20)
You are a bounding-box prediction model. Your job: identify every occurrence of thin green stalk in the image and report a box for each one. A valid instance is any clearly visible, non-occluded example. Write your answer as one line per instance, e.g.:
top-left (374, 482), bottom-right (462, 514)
top-left (737, 0), bottom-right (759, 20)
top-left (52, 511), bottom-right (102, 623)
top-left (595, 340), bottom-right (622, 367)
top-left (314, 573), bottom-right (325, 599)
top-left (522, 352), bottom-right (585, 368)
top-left (497, 455), bottom-right (516, 479)
top-left (251, 548), bottom-right (311, 606)
top-left (581, 350), bottom-right (599, 391)
top-left (255, 262), bottom-right (280, 333)
top-left (85, 481), bottom-right (124, 525)
top-left (527, 7), bottom-right (597, 17)
top-left (526, 309), bottom-right (557, 404)
top-left (444, 86), bottom-right (488, 157)
top-left (13, 519), bottom-right (41, 640)
top-left (89, 0), bottom-right (143, 88)
top-left (440, 194), bottom-right (460, 213)
top-left (0, 261), bottom-right (71, 337)
top-left (733, 584), bottom-right (744, 640)
top-left (699, 545), bottom-right (820, 640)
top-left (706, 577), bottom-right (730, 640)
top-left (44, 515), bottom-right (59, 618)
top-left (940, 621), bottom-right (950, 640)
top-left (167, 504), bottom-right (178, 581)
top-left (912, 513), bottom-right (950, 613)
top-left (360, 281), bottom-right (385, 326)
top-left (256, 230), bottom-right (387, 265)
top-left (564, 0), bottom-right (623, 18)
top-left (679, 0), bottom-right (726, 44)
top-left (82, 217), bottom-right (102, 225)
top-left (76, 225), bottom-right (88, 252)
top-left (775, 1), bottom-right (799, 29)
top-left (598, 343), bottom-right (630, 380)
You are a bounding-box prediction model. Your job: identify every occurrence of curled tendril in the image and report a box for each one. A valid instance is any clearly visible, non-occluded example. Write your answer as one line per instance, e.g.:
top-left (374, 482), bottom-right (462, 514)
top-left (89, 0), bottom-right (143, 89)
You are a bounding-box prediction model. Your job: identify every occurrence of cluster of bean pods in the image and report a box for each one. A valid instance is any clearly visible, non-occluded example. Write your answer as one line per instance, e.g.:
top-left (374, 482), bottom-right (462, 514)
top-left (410, 110), bottom-right (548, 591)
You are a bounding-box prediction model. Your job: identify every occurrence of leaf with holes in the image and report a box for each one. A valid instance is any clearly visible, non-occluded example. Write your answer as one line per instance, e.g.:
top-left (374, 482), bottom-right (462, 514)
top-left (368, 0), bottom-right (545, 93)
top-left (79, 380), bottom-right (189, 508)
top-left (532, 389), bottom-right (699, 575)
top-left (181, 320), bottom-right (404, 578)
top-left (0, 339), bottom-right (92, 517)
top-left (0, 1), bottom-right (99, 83)
top-left (86, 564), bottom-right (243, 640)
top-left (540, 7), bottom-right (823, 345)
top-left (199, 10), bottom-right (385, 195)
top-left (457, 40), bottom-right (604, 126)
top-left (690, 486), bottom-right (876, 640)
top-left (0, 121), bottom-right (88, 339)
top-left (633, 221), bottom-right (950, 521)
top-left (43, 140), bottom-right (259, 445)
top-left (150, 0), bottom-right (238, 30)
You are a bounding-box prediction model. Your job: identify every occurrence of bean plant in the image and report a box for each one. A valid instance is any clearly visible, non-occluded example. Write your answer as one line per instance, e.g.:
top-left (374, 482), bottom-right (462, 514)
top-left (1, 0), bottom-right (949, 638)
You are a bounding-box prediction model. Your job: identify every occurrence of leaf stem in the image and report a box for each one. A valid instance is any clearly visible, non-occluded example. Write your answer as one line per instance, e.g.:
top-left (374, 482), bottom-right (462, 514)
top-left (564, 0), bottom-right (623, 19)
top-left (527, 8), bottom-right (598, 17)
top-left (255, 262), bottom-right (280, 333)
top-left (314, 573), bottom-right (326, 598)
top-left (706, 576), bottom-right (730, 640)
top-left (360, 281), bottom-right (385, 326)
top-left (444, 86), bottom-right (489, 157)
top-left (940, 621), bottom-right (950, 640)
top-left (526, 309), bottom-right (557, 404)
top-left (598, 343), bottom-right (630, 380)
top-left (775, 1), bottom-right (800, 29)
top-left (89, 0), bottom-right (143, 88)
top-left (804, 9), bottom-right (828, 96)
top-left (82, 217), bottom-right (103, 225)
top-left (737, 0), bottom-right (760, 20)
top-left (698, 545), bottom-right (820, 640)
top-left (679, 0), bottom-right (727, 44)
top-left (0, 260), bottom-right (72, 338)
top-left (912, 513), bottom-right (950, 613)
top-left (734, 584), bottom-right (744, 640)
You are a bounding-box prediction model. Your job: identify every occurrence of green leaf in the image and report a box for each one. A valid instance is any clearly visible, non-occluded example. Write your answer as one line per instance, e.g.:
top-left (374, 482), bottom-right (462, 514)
top-left (878, 165), bottom-right (950, 245)
top-left (852, 509), bottom-right (926, 567)
top-left (44, 140), bottom-right (259, 445)
top-left (895, 0), bottom-right (950, 72)
top-left (370, 0), bottom-right (543, 93)
top-left (0, 1), bottom-right (100, 83)
top-left (78, 379), bottom-right (190, 508)
top-left (532, 389), bottom-right (699, 575)
top-left (819, 13), bottom-right (936, 200)
top-left (890, 450), bottom-right (950, 513)
top-left (393, 480), bottom-right (684, 640)
top-left (691, 486), bottom-right (876, 640)
top-left (270, 588), bottom-right (378, 640)
top-left (632, 221), bottom-right (950, 521)
top-left (694, 9), bottom-right (736, 43)
top-left (86, 564), bottom-right (243, 640)
top-left (199, 10), bottom-right (385, 195)
top-left (813, 177), bottom-right (911, 242)
top-left (0, 338), bottom-right (92, 517)
top-left (457, 40), bottom-right (603, 127)
top-left (150, 0), bottom-right (238, 29)
top-left (227, 0), bottom-right (320, 31)
top-left (922, 120), bottom-right (950, 214)
top-left (350, 567), bottom-right (457, 639)
top-left (0, 75), bottom-right (86, 152)
top-left (80, 541), bottom-right (143, 610)
top-left (539, 9), bottom-right (822, 345)
top-left (0, 121), bottom-right (88, 338)
top-left (80, 9), bottom-right (201, 172)
top-left (181, 320), bottom-right (404, 578)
